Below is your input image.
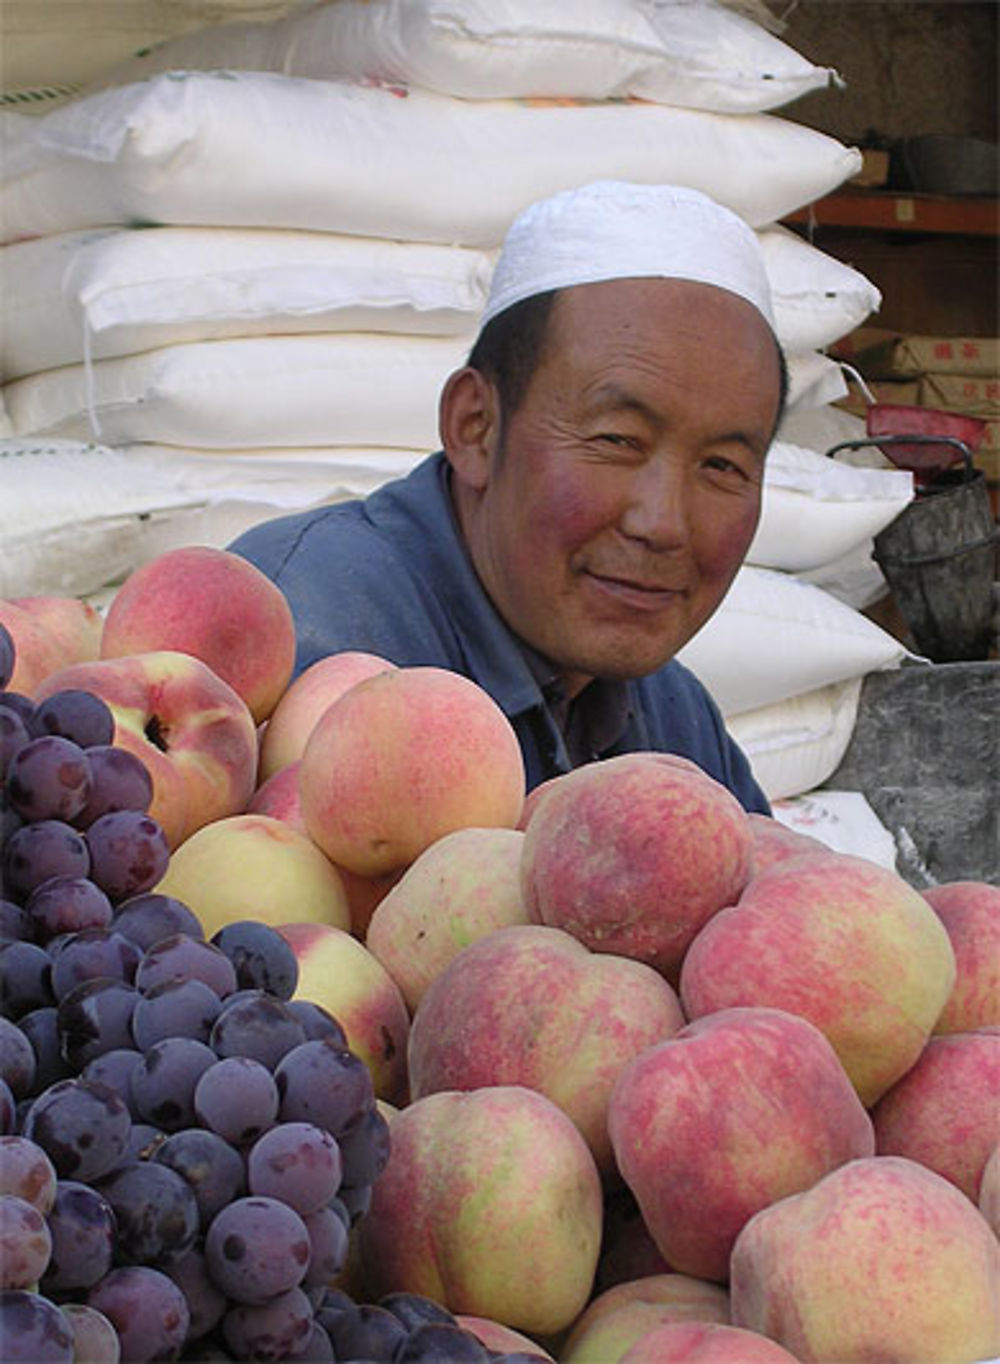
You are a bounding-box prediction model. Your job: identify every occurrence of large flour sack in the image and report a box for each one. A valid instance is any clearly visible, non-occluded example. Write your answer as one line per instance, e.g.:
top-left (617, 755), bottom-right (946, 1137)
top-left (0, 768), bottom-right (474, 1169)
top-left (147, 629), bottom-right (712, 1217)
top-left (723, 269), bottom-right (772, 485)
top-left (3, 332), bottom-right (472, 449)
top-left (96, 0), bottom-right (840, 114)
top-left (726, 676), bottom-right (864, 801)
top-left (758, 225), bottom-right (882, 352)
top-left (0, 222), bottom-right (879, 379)
top-left (0, 72), bottom-right (862, 246)
top-left (746, 441), bottom-right (913, 574)
top-left (0, 228), bottom-right (493, 380)
top-left (0, 439), bottom-right (426, 598)
top-left (676, 565), bottom-right (910, 715)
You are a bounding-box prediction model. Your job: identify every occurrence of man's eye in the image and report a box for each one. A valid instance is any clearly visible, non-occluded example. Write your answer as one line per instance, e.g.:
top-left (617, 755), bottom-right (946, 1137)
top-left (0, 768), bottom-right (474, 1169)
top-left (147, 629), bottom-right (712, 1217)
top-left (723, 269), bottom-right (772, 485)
top-left (705, 454), bottom-right (750, 478)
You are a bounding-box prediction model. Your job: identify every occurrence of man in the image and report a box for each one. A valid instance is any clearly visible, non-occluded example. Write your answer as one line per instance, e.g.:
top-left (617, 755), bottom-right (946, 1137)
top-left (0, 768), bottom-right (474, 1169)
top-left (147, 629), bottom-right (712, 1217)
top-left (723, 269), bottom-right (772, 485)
top-left (231, 181), bottom-right (787, 812)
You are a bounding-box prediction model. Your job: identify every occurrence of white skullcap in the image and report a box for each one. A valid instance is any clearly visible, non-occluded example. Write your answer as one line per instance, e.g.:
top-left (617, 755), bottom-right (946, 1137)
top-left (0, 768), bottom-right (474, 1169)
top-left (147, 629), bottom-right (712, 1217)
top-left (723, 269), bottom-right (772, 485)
top-left (481, 180), bottom-right (775, 330)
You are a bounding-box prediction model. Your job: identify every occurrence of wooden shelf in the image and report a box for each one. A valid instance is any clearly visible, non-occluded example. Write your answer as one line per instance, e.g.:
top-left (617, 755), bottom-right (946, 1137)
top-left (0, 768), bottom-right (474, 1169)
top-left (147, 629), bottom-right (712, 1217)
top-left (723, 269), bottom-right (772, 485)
top-left (783, 188), bottom-right (999, 237)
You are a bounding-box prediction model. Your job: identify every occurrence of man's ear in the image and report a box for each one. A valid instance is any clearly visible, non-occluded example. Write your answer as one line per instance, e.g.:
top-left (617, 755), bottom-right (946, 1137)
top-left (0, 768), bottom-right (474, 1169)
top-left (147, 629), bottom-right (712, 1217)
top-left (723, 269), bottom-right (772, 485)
top-left (439, 366), bottom-right (500, 492)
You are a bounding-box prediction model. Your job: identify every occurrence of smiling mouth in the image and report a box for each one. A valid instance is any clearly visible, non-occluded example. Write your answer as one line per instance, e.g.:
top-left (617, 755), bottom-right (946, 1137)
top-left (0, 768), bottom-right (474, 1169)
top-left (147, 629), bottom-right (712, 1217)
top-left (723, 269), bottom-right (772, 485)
top-left (585, 570), bottom-right (686, 608)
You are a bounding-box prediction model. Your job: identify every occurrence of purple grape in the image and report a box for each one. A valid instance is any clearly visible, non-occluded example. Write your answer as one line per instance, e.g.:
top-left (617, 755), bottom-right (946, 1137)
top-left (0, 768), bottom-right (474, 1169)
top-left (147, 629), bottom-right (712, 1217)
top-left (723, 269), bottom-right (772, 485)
top-left (247, 1121), bottom-right (342, 1216)
top-left (153, 1128), bottom-right (246, 1230)
top-left (29, 690), bottom-right (115, 749)
top-left (41, 1179), bottom-right (117, 1292)
top-left (130, 1036), bottom-right (217, 1132)
top-left (18, 1007), bottom-right (75, 1093)
top-left (58, 1303), bottom-right (120, 1364)
top-left (0, 1015), bottom-right (38, 1095)
top-left (0, 623), bottom-right (14, 690)
top-left (284, 1000), bottom-right (348, 1047)
top-left (0, 939), bottom-right (55, 1017)
top-left (378, 1292), bottom-right (456, 1332)
top-left (337, 1182), bottom-right (372, 1224)
top-left (221, 1284), bottom-right (313, 1362)
top-left (49, 928), bottom-right (141, 1000)
top-left (205, 1195), bottom-right (311, 1303)
top-left (314, 1287), bottom-right (353, 1336)
top-left (131, 977), bottom-right (222, 1051)
top-left (301, 1204), bottom-right (349, 1291)
top-left (26, 875), bottom-right (114, 943)
top-left (73, 745), bottom-right (154, 830)
top-left (274, 1038), bottom-right (375, 1139)
top-left (82, 1048), bottom-right (144, 1118)
top-left (337, 1103), bottom-right (391, 1190)
top-left (56, 976), bottom-right (139, 1068)
top-left (161, 1244), bottom-right (227, 1343)
top-left (0, 1134), bottom-right (58, 1212)
top-left (211, 921), bottom-right (299, 999)
top-left (22, 1077), bottom-right (131, 1182)
top-left (193, 1056), bottom-right (279, 1147)
top-left (0, 898), bottom-right (30, 940)
top-left (0, 1078), bottom-right (14, 1133)
top-left (95, 1159), bottom-right (199, 1266)
top-left (0, 1193), bottom-right (52, 1288)
top-left (85, 811), bottom-right (170, 903)
top-left (3, 820), bottom-right (91, 901)
top-left (324, 1303), bottom-right (409, 1363)
top-left (0, 1289), bottom-right (74, 1362)
top-left (287, 1320), bottom-right (336, 1363)
top-left (6, 735), bottom-right (93, 824)
top-left (135, 934), bottom-right (237, 1001)
top-left (124, 1123), bottom-right (166, 1163)
top-left (87, 1265), bottom-right (190, 1363)
top-left (112, 892), bottom-right (204, 951)
top-left (398, 1322), bottom-right (493, 1362)
top-left (0, 706), bottom-right (31, 779)
top-left (209, 991), bottom-right (307, 1069)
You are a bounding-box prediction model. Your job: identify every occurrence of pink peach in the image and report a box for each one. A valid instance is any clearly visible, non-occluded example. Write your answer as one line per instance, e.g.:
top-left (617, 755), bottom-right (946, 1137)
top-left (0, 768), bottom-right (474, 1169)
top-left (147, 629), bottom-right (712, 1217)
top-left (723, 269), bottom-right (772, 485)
top-left (520, 752), bottom-right (754, 978)
top-left (101, 545), bottom-right (297, 723)
top-left (299, 666), bottom-right (525, 877)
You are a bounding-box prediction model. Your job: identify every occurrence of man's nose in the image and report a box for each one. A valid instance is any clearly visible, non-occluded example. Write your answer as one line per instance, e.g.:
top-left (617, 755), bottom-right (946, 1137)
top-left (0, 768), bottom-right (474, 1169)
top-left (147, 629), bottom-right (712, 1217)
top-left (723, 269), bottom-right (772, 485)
top-left (618, 456), bottom-right (690, 549)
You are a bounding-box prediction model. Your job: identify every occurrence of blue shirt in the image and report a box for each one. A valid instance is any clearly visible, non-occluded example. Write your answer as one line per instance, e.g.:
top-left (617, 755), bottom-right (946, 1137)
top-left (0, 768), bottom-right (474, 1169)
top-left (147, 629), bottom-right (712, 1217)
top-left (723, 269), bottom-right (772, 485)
top-left (230, 453), bottom-right (769, 813)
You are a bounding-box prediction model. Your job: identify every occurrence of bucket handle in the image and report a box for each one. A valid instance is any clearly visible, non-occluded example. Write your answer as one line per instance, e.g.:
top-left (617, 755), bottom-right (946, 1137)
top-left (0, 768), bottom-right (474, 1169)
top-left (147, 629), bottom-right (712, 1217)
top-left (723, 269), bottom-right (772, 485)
top-left (825, 434), bottom-right (976, 477)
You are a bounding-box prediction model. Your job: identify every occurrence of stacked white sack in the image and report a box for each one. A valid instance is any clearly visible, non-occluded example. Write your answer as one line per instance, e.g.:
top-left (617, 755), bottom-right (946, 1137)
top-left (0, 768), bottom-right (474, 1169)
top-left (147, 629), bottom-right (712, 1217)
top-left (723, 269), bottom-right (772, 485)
top-left (0, 0), bottom-right (908, 799)
top-left (0, 225), bottom-right (877, 445)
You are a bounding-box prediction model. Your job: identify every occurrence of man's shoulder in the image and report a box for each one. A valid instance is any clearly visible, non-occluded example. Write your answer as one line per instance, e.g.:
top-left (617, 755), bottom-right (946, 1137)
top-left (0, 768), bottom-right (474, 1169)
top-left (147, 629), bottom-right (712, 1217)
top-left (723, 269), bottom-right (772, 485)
top-left (230, 454), bottom-right (447, 582)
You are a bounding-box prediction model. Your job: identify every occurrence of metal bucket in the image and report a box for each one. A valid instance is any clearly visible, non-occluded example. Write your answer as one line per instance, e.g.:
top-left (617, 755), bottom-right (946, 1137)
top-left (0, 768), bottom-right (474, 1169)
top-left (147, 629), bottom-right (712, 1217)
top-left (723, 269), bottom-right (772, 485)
top-left (872, 467), bottom-right (998, 662)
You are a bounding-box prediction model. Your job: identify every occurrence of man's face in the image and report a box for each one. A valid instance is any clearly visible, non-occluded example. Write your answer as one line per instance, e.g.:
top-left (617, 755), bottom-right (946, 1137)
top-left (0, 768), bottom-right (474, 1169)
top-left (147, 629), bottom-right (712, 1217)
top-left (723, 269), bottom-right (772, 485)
top-left (453, 277), bottom-right (783, 696)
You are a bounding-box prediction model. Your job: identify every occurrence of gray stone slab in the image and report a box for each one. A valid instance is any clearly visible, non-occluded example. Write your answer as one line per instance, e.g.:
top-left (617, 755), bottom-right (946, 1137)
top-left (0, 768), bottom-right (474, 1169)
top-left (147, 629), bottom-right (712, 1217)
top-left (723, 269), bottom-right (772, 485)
top-left (822, 660), bottom-right (999, 888)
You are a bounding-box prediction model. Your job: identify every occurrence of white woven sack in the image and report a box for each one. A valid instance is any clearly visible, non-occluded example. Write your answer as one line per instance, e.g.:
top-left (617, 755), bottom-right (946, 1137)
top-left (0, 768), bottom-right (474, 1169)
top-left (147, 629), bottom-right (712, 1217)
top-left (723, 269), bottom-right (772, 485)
top-left (0, 228), bottom-right (494, 380)
top-left (95, 0), bottom-right (840, 114)
top-left (3, 332), bottom-right (473, 449)
top-left (676, 564), bottom-right (909, 716)
top-left (0, 222), bottom-right (878, 380)
top-left (0, 72), bottom-right (862, 247)
top-left (726, 676), bottom-right (863, 801)
top-left (0, 438), bottom-right (425, 598)
top-left (758, 225), bottom-right (882, 352)
top-left (784, 352), bottom-right (849, 412)
top-left (748, 441), bottom-right (913, 574)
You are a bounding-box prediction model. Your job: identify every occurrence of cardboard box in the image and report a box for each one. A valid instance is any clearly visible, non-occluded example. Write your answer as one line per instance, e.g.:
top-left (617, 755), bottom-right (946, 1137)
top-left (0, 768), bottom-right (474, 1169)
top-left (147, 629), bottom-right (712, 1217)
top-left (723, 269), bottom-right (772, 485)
top-left (919, 372), bottom-right (1000, 419)
top-left (833, 327), bottom-right (1000, 379)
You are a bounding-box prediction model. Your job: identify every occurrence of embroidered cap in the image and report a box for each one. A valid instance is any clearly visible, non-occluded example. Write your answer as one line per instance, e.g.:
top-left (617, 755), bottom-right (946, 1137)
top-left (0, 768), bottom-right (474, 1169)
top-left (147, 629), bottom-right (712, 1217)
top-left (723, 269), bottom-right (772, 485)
top-left (481, 180), bottom-right (775, 329)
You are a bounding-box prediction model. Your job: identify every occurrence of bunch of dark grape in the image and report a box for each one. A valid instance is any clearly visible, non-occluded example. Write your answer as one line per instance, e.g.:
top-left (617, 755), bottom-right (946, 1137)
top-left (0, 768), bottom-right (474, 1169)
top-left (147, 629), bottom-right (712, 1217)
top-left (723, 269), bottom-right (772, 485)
top-left (0, 622), bottom-right (549, 1363)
